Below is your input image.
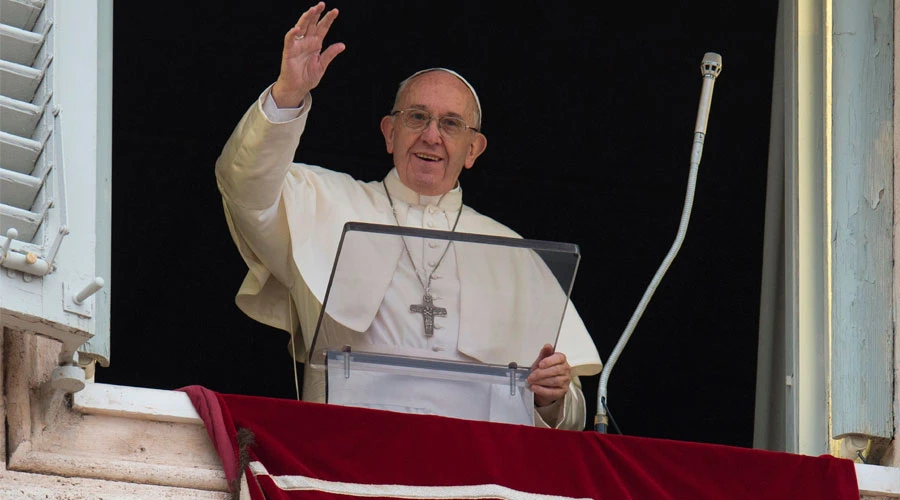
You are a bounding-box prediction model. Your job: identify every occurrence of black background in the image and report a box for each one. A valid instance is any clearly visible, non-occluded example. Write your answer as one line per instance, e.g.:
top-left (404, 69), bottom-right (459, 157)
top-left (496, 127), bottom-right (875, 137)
top-left (103, 2), bottom-right (778, 446)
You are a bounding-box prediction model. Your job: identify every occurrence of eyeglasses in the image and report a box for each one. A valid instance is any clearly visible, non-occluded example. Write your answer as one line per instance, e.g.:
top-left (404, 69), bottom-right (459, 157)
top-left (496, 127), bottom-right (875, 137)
top-left (390, 108), bottom-right (479, 137)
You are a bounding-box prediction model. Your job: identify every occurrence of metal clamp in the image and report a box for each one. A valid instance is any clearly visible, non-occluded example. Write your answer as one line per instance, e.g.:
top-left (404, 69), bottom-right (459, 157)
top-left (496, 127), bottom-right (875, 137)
top-left (508, 362), bottom-right (518, 396)
top-left (342, 345), bottom-right (352, 379)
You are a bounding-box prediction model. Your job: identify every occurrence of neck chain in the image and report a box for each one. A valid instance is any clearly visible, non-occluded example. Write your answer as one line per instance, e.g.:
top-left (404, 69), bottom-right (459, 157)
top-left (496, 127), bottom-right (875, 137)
top-left (383, 180), bottom-right (463, 337)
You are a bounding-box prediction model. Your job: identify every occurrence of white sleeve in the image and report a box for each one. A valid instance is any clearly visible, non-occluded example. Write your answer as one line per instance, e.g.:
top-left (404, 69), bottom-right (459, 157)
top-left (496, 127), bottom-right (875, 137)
top-left (261, 85), bottom-right (306, 123)
top-left (533, 377), bottom-right (586, 430)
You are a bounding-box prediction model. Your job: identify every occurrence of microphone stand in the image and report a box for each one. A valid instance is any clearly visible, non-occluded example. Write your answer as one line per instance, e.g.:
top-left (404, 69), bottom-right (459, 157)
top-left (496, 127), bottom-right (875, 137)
top-left (595, 53), bottom-right (723, 433)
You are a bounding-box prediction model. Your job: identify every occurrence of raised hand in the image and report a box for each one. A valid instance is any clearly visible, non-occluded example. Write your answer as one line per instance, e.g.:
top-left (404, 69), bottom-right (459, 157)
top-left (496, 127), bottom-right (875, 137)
top-left (271, 2), bottom-right (346, 108)
top-left (527, 344), bottom-right (573, 408)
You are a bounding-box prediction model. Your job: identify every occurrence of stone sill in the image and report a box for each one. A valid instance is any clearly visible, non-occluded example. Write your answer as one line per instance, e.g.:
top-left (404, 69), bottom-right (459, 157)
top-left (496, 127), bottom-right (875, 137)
top-left (6, 379), bottom-right (227, 493)
top-left (73, 382), bottom-right (203, 425)
top-left (856, 462), bottom-right (900, 497)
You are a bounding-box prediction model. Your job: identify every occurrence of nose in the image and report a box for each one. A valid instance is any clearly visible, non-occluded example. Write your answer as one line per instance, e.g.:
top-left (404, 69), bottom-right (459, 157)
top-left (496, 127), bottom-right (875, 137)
top-left (420, 118), bottom-right (443, 144)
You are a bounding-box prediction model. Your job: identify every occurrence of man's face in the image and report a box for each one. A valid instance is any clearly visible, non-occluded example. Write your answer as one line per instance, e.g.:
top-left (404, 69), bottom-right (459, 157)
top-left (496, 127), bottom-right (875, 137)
top-left (380, 71), bottom-right (487, 196)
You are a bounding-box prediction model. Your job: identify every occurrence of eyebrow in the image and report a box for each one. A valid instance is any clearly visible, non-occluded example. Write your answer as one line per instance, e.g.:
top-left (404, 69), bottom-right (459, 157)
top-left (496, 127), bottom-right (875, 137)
top-left (404, 104), bottom-right (466, 119)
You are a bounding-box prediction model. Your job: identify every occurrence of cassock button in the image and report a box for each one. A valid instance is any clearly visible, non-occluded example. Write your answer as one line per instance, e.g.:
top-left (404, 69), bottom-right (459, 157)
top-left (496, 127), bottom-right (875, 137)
top-left (426, 221), bottom-right (435, 228)
top-left (428, 261), bottom-right (437, 267)
top-left (432, 346), bottom-right (444, 352)
top-left (428, 241), bottom-right (439, 249)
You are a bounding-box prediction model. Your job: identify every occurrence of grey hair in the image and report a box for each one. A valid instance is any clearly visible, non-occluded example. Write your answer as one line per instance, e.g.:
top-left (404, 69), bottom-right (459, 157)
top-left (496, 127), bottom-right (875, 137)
top-left (392, 68), bottom-right (482, 130)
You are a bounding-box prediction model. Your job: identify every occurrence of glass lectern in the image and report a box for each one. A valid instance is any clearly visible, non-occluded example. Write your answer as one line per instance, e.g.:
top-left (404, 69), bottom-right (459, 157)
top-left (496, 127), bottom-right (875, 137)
top-left (309, 222), bottom-right (580, 425)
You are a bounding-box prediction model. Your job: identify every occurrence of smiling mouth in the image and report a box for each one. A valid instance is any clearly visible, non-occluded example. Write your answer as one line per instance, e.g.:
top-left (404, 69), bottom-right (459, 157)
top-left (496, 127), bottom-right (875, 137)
top-left (415, 153), bottom-right (442, 162)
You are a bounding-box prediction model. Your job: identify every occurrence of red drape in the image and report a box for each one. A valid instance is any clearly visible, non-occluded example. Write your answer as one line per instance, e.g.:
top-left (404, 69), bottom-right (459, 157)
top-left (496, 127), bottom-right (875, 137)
top-left (181, 385), bottom-right (859, 500)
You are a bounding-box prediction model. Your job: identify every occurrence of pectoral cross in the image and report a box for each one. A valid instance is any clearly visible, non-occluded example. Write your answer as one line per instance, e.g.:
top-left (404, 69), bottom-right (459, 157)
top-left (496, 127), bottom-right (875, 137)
top-left (410, 293), bottom-right (447, 337)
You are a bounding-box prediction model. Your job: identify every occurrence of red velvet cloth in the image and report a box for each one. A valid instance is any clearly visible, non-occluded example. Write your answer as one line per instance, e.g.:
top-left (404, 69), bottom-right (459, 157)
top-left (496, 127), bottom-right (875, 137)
top-left (181, 385), bottom-right (859, 500)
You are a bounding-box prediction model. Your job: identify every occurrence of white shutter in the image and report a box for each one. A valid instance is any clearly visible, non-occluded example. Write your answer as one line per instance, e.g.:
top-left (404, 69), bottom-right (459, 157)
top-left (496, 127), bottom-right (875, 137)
top-left (0, 0), bottom-right (113, 382)
top-left (0, 0), bottom-right (56, 244)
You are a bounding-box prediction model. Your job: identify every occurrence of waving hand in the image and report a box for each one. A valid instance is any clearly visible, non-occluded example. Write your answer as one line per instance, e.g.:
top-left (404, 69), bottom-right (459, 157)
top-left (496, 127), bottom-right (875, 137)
top-left (271, 2), bottom-right (346, 108)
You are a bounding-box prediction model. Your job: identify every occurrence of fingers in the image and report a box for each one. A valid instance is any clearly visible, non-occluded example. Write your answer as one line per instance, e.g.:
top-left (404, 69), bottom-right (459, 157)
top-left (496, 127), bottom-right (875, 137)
top-left (530, 374), bottom-right (571, 388)
top-left (529, 359), bottom-right (570, 408)
top-left (533, 361), bottom-right (570, 378)
top-left (528, 345), bottom-right (571, 407)
top-left (283, 25), bottom-right (302, 46)
top-left (529, 370), bottom-right (570, 406)
top-left (528, 365), bottom-right (571, 386)
top-left (531, 343), bottom-right (555, 370)
top-left (319, 42), bottom-right (346, 70)
top-left (294, 2), bottom-right (326, 37)
top-left (284, 4), bottom-right (343, 63)
top-left (292, 3), bottom-right (338, 40)
top-left (527, 351), bottom-right (571, 386)
top-left (312, 5), bottom-right (340, 38)
top-left (537, 352), bottom-right (568, 370)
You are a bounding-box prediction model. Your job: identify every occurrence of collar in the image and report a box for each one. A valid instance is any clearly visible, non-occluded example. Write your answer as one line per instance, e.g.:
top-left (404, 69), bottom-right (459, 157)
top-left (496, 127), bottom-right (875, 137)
top-left (383, 168), bottom-right (463, 212)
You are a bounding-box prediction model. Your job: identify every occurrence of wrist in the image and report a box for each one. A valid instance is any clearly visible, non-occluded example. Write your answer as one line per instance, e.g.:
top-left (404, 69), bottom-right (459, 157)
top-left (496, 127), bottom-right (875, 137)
top-left (271, 81), bottom-right (307, 109)
top-left (534, 395), bottom-right (558, 408)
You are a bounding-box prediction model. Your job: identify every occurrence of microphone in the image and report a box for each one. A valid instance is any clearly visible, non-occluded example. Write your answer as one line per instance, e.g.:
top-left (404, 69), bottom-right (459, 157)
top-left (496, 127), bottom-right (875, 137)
top-left (594, 52), bottom-right (722, 433)
top-left (691, 53), bottom-right (723, 165)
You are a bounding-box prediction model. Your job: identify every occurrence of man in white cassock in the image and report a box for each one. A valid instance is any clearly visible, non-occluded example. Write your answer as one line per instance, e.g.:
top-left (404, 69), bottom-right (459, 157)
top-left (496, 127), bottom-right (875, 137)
top-left (215, 2), bottom-right (603, 430)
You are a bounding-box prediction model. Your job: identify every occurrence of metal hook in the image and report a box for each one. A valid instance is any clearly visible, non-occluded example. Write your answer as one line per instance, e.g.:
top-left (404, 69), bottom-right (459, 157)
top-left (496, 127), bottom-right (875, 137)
top-left (73, 277), bottom-right (105, 305)
top-left (1, 227), bottom-right (17, 265)
top-left (44, 225), bottom-right (69, 271)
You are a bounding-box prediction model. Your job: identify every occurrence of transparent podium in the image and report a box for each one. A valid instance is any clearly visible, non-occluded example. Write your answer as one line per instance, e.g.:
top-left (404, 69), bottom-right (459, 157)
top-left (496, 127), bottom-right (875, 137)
top-left (309, 222), bottom-right (580, 425)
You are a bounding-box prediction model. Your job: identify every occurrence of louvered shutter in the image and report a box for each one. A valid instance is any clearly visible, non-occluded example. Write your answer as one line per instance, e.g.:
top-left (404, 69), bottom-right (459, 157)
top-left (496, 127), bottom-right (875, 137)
top-left (0, 0), bottom-right (112, 375)
top-left (0, 0), bottom-right (55, 244)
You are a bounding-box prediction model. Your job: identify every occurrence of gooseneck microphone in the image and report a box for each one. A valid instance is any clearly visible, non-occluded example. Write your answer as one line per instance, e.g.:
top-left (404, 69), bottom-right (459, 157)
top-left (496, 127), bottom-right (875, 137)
top-left (692, 53), bottom-right (724, 166)
top-left (595, 53), bottom-right (723, 433)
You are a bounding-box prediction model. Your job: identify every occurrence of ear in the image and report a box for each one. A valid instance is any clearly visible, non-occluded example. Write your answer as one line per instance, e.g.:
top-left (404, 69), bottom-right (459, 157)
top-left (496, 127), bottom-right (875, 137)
top-left (463, 132), bottom-right (487, 170)
top-left (380, 115), bottom-right (395, 153)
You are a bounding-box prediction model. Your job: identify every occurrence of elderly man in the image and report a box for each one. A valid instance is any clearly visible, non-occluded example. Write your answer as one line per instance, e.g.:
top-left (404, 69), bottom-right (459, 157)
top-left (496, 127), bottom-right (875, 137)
top-left (216, 2), bottom-right (602, 429)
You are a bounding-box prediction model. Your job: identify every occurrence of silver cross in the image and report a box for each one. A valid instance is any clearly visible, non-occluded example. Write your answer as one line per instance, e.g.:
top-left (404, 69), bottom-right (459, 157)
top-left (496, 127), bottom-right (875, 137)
top-left (410, 294), bottom-right (447, 337)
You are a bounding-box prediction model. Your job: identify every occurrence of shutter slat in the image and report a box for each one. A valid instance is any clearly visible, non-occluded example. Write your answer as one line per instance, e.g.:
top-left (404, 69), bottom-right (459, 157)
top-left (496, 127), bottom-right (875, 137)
top-left (0, 165), bottom-right (44, 208)
top-left (0, 130), bottom-right (42, 174)
top-left (0, 94), bottom-right (44, 137)
top-left (0, 23), bottom-right (44, 66)
top-left (0, 0), bottom-right (45, 31)
top-left (0, 200), bottom-right (46, 241)
top-left (0, 59), bottom-right (44, 102)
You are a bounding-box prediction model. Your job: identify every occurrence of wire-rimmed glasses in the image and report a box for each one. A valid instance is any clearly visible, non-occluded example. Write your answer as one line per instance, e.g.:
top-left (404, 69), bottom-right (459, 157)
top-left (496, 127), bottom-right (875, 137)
top-left (390, 108), bottom-right (479, 137)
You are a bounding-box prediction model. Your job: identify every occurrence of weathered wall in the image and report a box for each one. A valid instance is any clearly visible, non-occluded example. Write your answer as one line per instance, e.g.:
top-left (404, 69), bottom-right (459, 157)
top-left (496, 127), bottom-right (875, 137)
top-left (0, 327), bottom-right (229, 499)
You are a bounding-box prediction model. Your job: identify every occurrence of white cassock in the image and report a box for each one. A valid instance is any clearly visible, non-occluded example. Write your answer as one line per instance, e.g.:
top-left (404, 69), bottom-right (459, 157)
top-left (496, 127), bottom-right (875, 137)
top-left (215, 86), bottom-right (603, 429)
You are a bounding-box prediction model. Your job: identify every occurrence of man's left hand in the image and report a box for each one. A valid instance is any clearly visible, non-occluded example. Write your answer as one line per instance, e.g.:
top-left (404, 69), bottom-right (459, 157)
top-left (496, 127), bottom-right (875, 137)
top-left (528, 344), bottom-right (572, 407)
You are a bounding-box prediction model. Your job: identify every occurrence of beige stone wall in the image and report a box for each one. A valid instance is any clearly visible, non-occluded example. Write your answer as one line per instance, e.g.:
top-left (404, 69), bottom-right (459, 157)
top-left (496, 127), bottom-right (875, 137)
top-left (0, 327), bottom-right (229, 499)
